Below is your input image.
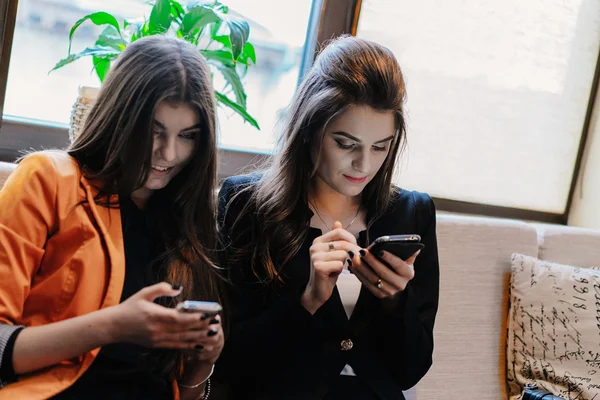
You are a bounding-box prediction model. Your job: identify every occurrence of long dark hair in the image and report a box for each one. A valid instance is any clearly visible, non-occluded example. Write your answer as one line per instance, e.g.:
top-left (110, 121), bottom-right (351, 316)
top-left (68, 35), bottom-right (222, 379)
top-left (225, 35), bottom-right (408, 282)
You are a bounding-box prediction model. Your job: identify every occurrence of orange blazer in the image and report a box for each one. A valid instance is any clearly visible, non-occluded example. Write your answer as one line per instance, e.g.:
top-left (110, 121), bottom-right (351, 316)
top-left (0, 152), bottom-right (180, 399)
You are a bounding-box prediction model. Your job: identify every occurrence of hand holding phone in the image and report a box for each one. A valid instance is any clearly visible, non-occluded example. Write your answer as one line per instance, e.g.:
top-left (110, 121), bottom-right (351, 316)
top-left (348, 235), bottom-right (422, 299)
top-left (176, 300), bottom-right (224, 364)
top-left (368, 234), bottom-right (424, 261)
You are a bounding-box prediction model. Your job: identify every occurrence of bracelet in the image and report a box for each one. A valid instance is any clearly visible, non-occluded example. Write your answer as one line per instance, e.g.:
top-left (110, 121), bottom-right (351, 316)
top-left (178, 364), bottom-right (215, 389)
top-left (202, 378), bottom-right (211, 400)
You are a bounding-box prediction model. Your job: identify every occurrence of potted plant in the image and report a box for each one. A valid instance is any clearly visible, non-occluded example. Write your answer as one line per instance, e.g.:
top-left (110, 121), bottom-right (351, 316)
top-left (50, 0), bottom-right (259, 142)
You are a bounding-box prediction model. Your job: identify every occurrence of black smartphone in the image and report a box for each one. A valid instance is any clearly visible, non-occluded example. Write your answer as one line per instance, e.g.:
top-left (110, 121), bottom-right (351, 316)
top-left (176, 300), bottom-right (222, 316)
top-left (368, 234), bottom-right (424, 261)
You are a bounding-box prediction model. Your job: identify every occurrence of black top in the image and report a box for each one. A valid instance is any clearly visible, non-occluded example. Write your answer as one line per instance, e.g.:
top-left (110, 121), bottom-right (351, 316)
top-left (214, 175), bottom-right (440, 400)
top-left (52, 197), bottom-right (172, 399)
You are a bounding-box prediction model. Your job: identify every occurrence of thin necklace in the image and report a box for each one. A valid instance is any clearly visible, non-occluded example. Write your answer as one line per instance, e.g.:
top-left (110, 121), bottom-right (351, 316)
top-left (309, 199), bottom-right (361, 232)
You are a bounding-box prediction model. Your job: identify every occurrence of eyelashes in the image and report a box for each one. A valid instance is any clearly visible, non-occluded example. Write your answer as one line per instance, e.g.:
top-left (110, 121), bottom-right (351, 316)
top-left (179, 132), bottom-right (196, 140)
top-left (153, 129), bottom-right (197, 140)
top-left (335, 140), bottom-right (387, 152)
top-left (335, 141), bottom-right (355, 150)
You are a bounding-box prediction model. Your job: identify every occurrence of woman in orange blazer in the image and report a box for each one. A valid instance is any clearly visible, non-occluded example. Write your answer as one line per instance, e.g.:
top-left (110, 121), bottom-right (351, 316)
top-left (0, 36), bottom-right (224, 399)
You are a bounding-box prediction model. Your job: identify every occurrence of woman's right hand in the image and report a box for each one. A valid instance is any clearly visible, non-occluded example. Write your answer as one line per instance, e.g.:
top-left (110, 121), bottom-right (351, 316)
top-left (107, 282), bottom-right (217, 350)
top-left (301, 221), bottom-right (361, 314)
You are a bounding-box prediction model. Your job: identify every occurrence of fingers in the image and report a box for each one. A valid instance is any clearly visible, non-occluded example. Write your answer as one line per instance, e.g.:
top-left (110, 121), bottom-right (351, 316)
top-left (364, 251), bottom-right (416, 282)
top-left (310, 240), bottom-right (360, 256)
top-left (312, 260), bottom-right (345, 278)
top-left (153, 307), bottom-right (221, 333)
top-left (371, 250), bottom-right (417, 281)
top-left (166, 325), bottom-right (222, 344)
top-left (137, 282), bottom-right (183, 302)
top-left (312, 249), bottom-right (351, 263)
top-left (313, 227), bottom-right (357, 246)
top-left (196, 329), bottom-right (224, 362)
top-left (404, 249), bottom-right (421, 266)
top-left (350, 255), bottom-right (380, 286)
top-left (351, 250), bottom-right (416, 297)
top-left (352, 266), bottom-right (393, 298)
top-left (154, 316), bottom-right (223, 350)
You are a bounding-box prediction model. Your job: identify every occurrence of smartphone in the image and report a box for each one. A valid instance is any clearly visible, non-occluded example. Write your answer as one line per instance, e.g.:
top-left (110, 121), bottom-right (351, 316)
top-left (176, 300), bottom-right (222, 316)
top-left (368, 234), bottom-right (424, 261)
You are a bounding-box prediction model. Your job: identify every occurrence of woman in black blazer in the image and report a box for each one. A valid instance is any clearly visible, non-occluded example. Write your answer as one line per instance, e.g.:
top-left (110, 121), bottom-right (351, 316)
top-left (215, 35), bottom-right (439, 400)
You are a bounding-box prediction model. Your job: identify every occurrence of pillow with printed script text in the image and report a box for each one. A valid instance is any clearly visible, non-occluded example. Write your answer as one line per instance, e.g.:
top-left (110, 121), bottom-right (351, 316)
top-left (507, 253), bottom-right (600, 400)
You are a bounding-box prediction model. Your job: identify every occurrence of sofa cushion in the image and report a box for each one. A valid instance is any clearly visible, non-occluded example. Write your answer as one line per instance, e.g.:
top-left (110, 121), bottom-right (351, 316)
top-left (416, 213), bottom-right (538, 400)
top-left (0, 162), bottom-right (16, 189)
top-left (536, 223), bottom-right (600, 268)
top-left (507, 253), bottom-right (600, 399)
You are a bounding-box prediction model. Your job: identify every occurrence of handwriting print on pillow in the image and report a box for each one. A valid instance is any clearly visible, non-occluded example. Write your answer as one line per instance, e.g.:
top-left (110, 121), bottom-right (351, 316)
top-left (507, 253), bottom-right (600, 400)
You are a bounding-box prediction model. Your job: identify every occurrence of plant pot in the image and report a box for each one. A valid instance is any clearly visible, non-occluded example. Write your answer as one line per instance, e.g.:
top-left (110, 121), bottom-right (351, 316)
top-left (69, 86), bottom-right (100, 143)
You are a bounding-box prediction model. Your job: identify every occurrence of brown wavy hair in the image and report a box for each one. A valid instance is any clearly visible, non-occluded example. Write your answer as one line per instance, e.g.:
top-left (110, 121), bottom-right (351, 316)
top-left (68, 35), bottom-right (223, 379)
top-left (226, 35), bottom-right (408, 282)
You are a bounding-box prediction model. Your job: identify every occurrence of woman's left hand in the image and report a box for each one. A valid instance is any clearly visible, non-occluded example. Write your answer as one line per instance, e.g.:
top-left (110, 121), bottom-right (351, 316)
top-left (177, 314), bottom-right (223, 397)
top-left (183, 314), bottom-right (224, 365)
top-left (350, 249), bottom-right (420, 299)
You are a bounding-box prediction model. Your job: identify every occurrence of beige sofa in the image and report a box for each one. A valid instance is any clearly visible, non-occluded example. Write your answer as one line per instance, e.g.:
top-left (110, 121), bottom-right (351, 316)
top-left (2, 160), bottom-right (599, 399)
top-left (412, 213), bottom-right (600, 399)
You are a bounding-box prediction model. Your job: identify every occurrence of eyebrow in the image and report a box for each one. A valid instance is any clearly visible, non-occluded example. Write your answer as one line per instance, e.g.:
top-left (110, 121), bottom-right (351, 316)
top-left (153, 119), bottom-right (201, 133)
top-left (332, 131), bottom-right (395, 144)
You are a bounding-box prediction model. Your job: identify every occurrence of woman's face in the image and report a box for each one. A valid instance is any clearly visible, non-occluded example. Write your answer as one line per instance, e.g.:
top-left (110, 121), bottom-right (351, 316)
top-left (133, 100), bottom-right (199, 201)
top-left (313, 104), bottom-right (396, 198)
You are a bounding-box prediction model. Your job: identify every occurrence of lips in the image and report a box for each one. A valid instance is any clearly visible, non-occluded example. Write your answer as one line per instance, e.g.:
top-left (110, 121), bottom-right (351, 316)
top-left (344, 175), bottom-right (367, 184)
top-left (151, 165), bottom-right (173, 174)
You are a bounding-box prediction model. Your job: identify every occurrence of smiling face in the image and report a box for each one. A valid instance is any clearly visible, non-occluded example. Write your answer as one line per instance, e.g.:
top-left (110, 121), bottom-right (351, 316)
top-left (312, 104), bottom-right (396, 198)
top-left (132, 100), bottom-right (200, 203)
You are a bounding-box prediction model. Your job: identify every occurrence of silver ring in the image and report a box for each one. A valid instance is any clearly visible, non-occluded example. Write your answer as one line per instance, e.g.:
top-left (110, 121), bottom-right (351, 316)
top-left (328, 242), bottom-right (335, 251)
top-left (376, 278), bottom-right (384, 290)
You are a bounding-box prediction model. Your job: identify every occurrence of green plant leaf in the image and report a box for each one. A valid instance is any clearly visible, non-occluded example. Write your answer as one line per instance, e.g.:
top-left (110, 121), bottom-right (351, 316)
top-left (213, 37), bottom-right (255, 66)
top-left (125, 18), bottom-right (145, 42)
top-left (95, 26), bottom-right (127, 51)
top-left (216, 64), bottom-right (246, 108)
top-left (245, 42), bottom-right (257, 64)
top-left (50, 46), bottom-right (122, 72)
top-left (170, 1), bottom-right (185, 23)
top-left (180, 5), bottom-right (221, 38)
top-left (216, 3), bottom-right (228, 14)
top-left (148, 0), bottom-right (171, 34)
top-left (237, 42), bottom-right (256, 65)
top-left (130, 19), bottom-right (151, 41)
top-left (210, 19), bottom-right (223, 39)
top-left (215, 91), bottom-right (259, 130)
top-left (213, 34), bottom-right (232, 51)
top-left (212, 17), bottom-right (249, 61)
top-left (93, 56), bottom-right (111, 82)
top-left (200, 49), bottom-right (234, 66)
top-left (224, 19), bottom-right (249, 60)
top-left (68, 12), bottom-right (121, 54)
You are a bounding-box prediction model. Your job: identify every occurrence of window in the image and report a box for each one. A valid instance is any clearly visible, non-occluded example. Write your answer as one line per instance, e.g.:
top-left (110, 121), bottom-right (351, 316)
top-left (356, 0), bottom-right (600, 214)
top-left (210, 0), bottom-right (313, 153)
top-left (2, 0), bottom-right (313, 154)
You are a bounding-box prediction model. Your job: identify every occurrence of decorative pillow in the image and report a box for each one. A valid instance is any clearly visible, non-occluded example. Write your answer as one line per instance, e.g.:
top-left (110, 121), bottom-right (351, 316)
top-left (507, 253), bottom-right (600, 400)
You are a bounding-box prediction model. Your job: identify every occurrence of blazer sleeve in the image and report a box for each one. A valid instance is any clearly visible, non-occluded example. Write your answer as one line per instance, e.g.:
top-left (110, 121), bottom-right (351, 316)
top-left (369, 192), bottom-right (439, 389)
top-left (0, 154), bottom-right (58, 381)
top-left (215, 177), bottom-right (323, 385)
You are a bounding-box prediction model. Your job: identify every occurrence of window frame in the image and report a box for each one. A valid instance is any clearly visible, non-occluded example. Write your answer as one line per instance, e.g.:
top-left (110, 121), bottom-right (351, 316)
top-left (0, 0), bottom-right (599, 224)
top-left (0, 0), bottom-right (18, 129)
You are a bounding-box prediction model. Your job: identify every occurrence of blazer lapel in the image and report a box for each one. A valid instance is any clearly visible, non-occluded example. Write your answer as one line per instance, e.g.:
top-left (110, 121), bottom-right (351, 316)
top-left (81, 178), bottom-right (125, 309)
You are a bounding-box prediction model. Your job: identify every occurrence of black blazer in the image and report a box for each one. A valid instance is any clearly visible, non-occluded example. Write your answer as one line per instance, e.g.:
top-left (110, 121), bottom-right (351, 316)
top-left (215, 175), bottom-right (439, 400)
